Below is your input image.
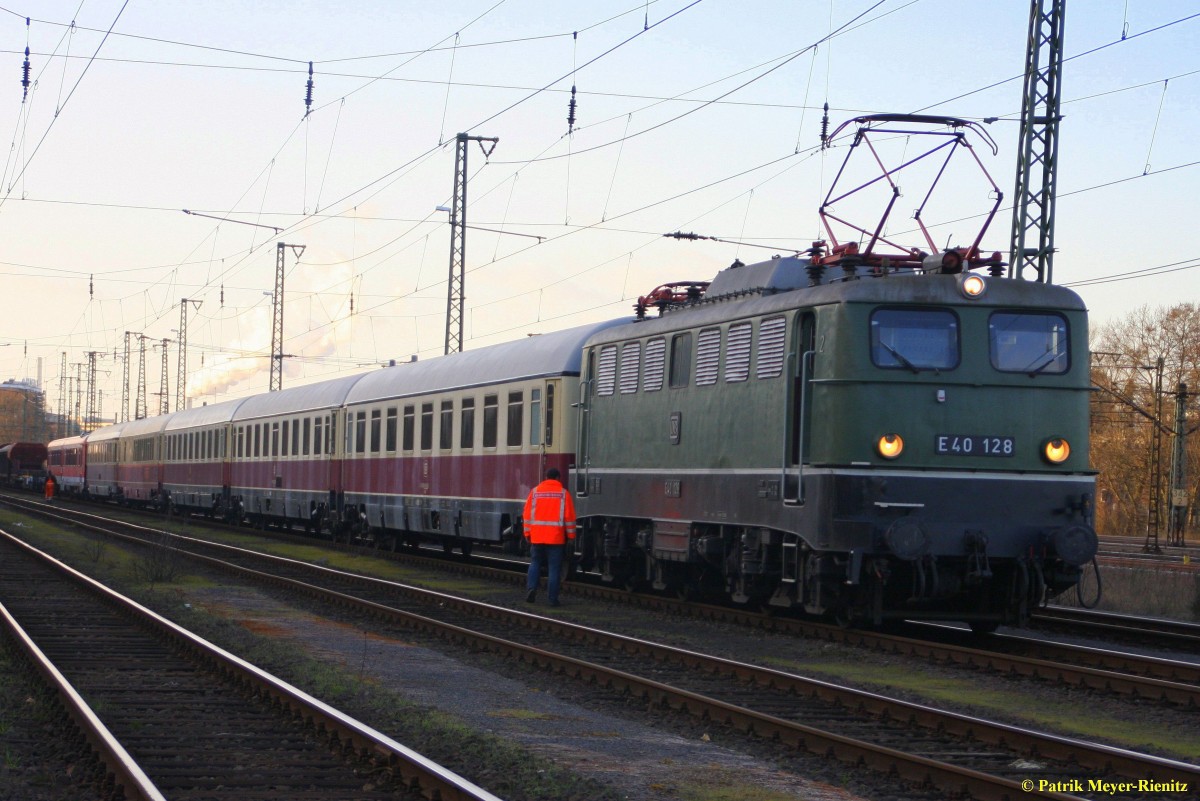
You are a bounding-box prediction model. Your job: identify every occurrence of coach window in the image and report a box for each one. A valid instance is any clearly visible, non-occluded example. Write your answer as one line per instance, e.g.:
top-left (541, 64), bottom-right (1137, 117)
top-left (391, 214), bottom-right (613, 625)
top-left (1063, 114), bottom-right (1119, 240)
top-left (460, 398), bottom-right (475, 450)
top-left (371, 409), bottom-right (382, 453)
top-left (544, 384), bottom-right (555, 446)
top-left (989, 312), bottom-right (1069, 374)
top-left (314, 417), bottom-right (323, 456)
top-left (420, 403), bottom-right (434, 450)
top-left (869, 308), bottom-right (959, 372)
top-left (643, 338), bottom-right (666, 391)
top-left (507, 391), bottom-right (523, 447)
top-left (235, 427), bottom-right (243, 458)
top-left (384, 407), bottom-right (398, 450)
top-left (695, 327), bottom-right (721, 386)
top-left (282, 421), bottom-right (290, 456)
top-left (530, 389), bottom-right (542, 446)
top-left (303, 417), bottom-right (311, 455)
top-left (254, 424), bottom-right (262, 458)
top-left (290, 419), bottom-right (298, 455)
top-left (440, 400), bottom-right (453, 450)
top-left (669, 332), bottom-right (692, 388)
top-left (402, 405), bottom-right (414, 451)
top-left (273, 422), bottom-right (281, 457)
top-left (328, 415), bottom-right (336, 455)
top-left (483, 394), bottom-right (498, 448)
top-left (351, 411), bottom-right (363, 454)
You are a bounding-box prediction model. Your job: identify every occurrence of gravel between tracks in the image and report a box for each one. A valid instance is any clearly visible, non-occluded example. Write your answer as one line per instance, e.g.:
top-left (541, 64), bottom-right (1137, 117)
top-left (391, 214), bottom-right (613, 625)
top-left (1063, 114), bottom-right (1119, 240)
top-left (194, 583), bottom-right (869, 801)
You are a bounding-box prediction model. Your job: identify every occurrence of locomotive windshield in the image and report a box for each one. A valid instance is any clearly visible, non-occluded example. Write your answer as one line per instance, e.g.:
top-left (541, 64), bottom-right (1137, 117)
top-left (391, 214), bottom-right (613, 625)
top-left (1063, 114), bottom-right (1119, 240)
top-left (870, 308), bottom-right (959, 371)
top-left (988, 312), bottom-right (1069, 374)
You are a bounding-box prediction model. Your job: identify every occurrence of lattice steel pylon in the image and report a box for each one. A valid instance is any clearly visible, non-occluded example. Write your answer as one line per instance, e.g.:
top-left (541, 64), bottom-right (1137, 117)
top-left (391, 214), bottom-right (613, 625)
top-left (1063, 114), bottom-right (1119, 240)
top-left (135, 335), bottom-right (148, 420)
top-left (444, 132), bottom-right (498, 355)
top-left (177, 299), bottom-right (201, 411)
top-left (1008, 0), bottom-right (1065, 283)
top-left (159, 338), bottom-right (170, 415)
top-left (271, 243), bottom-right (306, 392)
top-left (1144, 356), bottom-right (1165, 553)
top-left (57, 351), bottom-right (66, 432)
top-left (121, 331), bottom-right (132, 423)
top-left (73, 362), bottom-right (82, 432)
top-left (85, 351), bottom-right (100, 432)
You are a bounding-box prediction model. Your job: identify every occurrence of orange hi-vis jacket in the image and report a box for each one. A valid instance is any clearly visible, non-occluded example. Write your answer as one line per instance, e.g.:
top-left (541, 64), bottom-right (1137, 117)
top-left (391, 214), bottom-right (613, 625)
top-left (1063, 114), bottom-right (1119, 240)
top-left (523, 478), bottom-right (577, 545)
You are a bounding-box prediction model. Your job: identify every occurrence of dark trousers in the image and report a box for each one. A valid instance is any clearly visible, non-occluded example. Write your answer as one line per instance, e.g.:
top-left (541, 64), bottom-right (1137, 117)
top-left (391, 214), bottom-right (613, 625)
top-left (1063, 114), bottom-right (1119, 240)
top-left (527, 544), bottom-right (565, 603)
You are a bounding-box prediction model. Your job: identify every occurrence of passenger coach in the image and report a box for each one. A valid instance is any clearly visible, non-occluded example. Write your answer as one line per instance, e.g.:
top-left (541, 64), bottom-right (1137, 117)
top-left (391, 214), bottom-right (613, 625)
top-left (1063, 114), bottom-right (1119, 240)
top-left (46, 436), bottom-right (85, 494)
top-left (339, 320), bottom-right (626, 553)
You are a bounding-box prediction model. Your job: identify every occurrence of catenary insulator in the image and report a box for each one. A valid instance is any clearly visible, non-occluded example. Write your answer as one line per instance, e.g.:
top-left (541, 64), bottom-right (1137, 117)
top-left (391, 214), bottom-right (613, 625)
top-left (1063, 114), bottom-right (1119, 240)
top-left (22, 46), bottom-right (30, 101)
top-left (304, 61), bottom-right (314, 116)
top-left (567, 85), bottom-right (577, 133)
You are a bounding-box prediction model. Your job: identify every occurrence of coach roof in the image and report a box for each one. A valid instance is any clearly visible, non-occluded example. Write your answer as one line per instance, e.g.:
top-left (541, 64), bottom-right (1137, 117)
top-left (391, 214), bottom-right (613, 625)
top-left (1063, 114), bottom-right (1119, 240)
top-left (122, 413), bottom-right (174, 437)
top-left (345, 319), bottom-right (631, 405)
top-left (232, 373), bottom-right (365, 422)
top-left (165, 397), bottom-right (248, 431)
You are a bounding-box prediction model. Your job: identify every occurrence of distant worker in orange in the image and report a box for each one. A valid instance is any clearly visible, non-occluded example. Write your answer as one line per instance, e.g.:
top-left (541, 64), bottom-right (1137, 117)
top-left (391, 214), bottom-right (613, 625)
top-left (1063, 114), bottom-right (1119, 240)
top-left (523, 467), bottom-right (576, 607)
top-left (44, 475), bottom-right (55, 502)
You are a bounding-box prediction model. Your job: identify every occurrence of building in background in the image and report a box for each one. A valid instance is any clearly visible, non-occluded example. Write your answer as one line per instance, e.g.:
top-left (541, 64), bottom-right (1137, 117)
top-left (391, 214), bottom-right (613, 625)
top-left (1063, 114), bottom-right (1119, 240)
top-left (0, 379), bottom-right (50, 442)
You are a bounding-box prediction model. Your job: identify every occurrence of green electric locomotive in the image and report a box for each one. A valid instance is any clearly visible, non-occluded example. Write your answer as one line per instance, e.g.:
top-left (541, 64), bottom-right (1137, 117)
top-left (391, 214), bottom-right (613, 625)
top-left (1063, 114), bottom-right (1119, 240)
top-left (573, 254), bottom-right (1097, 629)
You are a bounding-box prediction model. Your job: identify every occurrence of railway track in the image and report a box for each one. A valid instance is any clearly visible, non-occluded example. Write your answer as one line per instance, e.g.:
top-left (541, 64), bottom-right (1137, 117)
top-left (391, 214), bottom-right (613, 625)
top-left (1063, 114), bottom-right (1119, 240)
top-left (0, 525), bottom-right (501, 801)
top-left (6, 492), bottom-right (1198, 705)
top-left (4, 496), bottom-right (1198, 800)
top-left (1033, 605), bottom-right (1200, 650)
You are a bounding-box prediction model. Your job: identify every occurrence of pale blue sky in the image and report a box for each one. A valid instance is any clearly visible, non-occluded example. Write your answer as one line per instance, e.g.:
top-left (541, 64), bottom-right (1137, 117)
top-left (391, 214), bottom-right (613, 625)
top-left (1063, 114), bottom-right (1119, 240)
top-left (1, 1), bottom-right (1196, 411)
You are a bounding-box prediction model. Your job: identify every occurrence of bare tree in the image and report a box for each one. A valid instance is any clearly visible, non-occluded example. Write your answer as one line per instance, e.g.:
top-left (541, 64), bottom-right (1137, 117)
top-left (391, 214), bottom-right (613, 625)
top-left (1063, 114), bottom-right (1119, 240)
top-left (1090, 304), bottom-right (1200, 540)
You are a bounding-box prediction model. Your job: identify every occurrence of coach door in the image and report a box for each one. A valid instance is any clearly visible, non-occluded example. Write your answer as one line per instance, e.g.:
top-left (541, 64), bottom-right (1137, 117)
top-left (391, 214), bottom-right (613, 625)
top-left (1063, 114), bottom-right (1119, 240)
top-left (783, 312), bottom-right (815, 505)
top-left (575, 350), bottom-right (595, 496)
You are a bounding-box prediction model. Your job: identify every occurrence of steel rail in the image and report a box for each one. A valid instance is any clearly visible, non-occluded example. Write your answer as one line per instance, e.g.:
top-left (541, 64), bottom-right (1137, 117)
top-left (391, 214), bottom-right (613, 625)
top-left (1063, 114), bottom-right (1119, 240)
top-left (0, 527), bottom-right (503, 801)
top-left (0, 585), bottom-right (168, 801)
top-left (1033, 605), bottom-right (1200, 645)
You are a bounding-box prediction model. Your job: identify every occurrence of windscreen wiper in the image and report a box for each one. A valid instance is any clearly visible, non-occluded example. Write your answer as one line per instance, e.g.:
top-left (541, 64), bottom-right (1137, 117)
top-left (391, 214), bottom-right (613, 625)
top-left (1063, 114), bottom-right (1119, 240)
top-left (881, 342), bottom-right (922, 374)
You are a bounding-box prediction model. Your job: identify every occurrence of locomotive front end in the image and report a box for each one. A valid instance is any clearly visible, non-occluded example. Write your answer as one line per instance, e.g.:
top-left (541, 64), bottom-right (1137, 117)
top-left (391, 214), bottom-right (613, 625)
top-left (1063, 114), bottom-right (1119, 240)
top-left (806, 273), bottom-right (1097, 629)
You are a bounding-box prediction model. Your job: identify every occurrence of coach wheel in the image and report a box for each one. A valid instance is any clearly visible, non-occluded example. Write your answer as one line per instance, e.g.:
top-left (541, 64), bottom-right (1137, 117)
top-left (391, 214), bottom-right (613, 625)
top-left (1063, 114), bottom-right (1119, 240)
top-left (441, 539), bottom-right (454, 556)
top-left (459, 540), bottom-right (473, 558)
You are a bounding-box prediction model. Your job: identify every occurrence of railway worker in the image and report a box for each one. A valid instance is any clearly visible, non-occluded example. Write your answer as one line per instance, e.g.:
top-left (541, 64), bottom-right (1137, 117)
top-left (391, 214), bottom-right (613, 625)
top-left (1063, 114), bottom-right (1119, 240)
top-left (44, 475), bottom-right (55, 502)
top-left (523, 467), bottom-right (577, 607)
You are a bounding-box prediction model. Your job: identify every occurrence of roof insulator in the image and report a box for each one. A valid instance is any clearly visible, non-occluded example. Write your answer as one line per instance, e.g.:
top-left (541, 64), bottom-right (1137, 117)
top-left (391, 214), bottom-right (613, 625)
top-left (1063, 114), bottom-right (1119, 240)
top-left (304, 61), bottom-right (314, 117)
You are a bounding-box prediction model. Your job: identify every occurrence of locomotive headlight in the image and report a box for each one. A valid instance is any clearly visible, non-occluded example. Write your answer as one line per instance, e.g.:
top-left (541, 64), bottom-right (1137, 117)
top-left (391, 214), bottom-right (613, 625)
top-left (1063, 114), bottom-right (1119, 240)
top-left (960, 274), bottom-right (987, 298)
top-left (877, 433), bottom-right (904, 460)
top-left (1042, 438), bottom-right (1070, 464)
